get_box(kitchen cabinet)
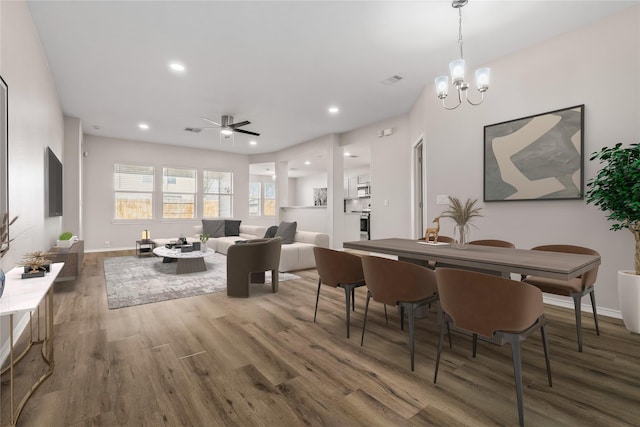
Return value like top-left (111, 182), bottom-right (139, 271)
top-left (344, 176), bottom-right (358, 199)
top-left (357, 174), bottom-right (370, 184)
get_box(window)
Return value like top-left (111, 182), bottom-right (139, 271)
top-left (203, 171), bottom-right (233, 218)
top-left (163, 167), bottom-right (196, 219)
top-left (114, 163), bottom-right (154, 220)
top-left (248, 179), bottom-right (276, 217)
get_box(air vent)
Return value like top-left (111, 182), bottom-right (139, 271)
top-left (349, 155), bottom-right (359, 158)
top-left (381, 74), bottom-right (404, 86)
top-left (184, 127), bottom-right (202, 133)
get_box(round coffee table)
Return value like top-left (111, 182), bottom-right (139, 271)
top-left (152, 246), bottom-right (214, 274)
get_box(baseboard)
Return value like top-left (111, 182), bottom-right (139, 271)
top-left (0, 312), bottom-right (32, 366)
top-left (85, 246), bottom-right (134, 253)
top-left (543, 295), bottom-right (622, 319)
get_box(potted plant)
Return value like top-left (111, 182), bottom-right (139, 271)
top-left (585, 142), bottom-right (640, 333)
top-left (57, 231), bottom-right (74, 249)
top-left (440, 196), bottom-right (483, 248)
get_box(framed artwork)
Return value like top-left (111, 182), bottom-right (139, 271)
top-left (313, 187), bottom-right (327, 206)
top-left (484, 104), bottom-right (584, 202)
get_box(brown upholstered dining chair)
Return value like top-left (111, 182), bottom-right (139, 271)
top-left (425, 235), bottom-right (456, 243)
top-left (521, 244), bottom-right (600, 352)
top-left (360, 255), bottom-right (441, 371)
top-left (434, 268), bottom-right (552, 427)
top-left (469, 239), bottom-right (515, 248)
top-left (313, 247), bottom-right (366, 338)
top-left (226, 237), bottom-right (282, 298)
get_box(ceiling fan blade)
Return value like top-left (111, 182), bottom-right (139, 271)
top-left (200, 117), bottom-right (221, 126)
top-left (229, 120), bottom-right (251, 128)
top-left (235, 129), bottom-right (260, 136)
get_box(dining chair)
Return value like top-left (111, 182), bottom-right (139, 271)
top-left (434, 267), bottom-right (552, 427)
top-left (360, 255), bottom-right (441, 371)
top-left (313, 247), bottom-right (366, 338)
top-left (469, 239), bottom-right (515, 248)
top-left (521, 244), bottom-right (600, 352)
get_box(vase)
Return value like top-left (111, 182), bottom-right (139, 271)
top-left (454, 224), bottom-right (470, 249)
top-left (0, 269), bottom-right (5, 298)
top-left (618, 270), bottom-right (640, 334)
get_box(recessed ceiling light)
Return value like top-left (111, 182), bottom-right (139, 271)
top-left (304, 161), bottom-right (310, 165)
top-left (344, 151), bottom-right (350, 157)
top-left (249, 140), bottom-right (257, 146)
top-left (328, 106), bottom-right (339, 114)
top-left (138, 123), bottom-right (149, 130)
top-left (169, 62), bottom-right (185, 72)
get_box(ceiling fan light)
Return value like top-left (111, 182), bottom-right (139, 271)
top-left (220, 128), bottom-right (233, 136)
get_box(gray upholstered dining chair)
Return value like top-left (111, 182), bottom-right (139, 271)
top-left (226, 237), bottom-right (282, 298)
top-left (521, 244), bottom-right (600, 352)
top-left (360, 255), bottom-right (442, 371)
top-left (313, 247), bottom-right (366, 338)
top-left (434, 267), bottom-right (552, 427)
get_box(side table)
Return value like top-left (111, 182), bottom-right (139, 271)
top-left (136, 240), bottom-right (155, 257)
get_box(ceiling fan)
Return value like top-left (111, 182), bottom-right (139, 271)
top-left (200, 115), bottom-right (260, 136)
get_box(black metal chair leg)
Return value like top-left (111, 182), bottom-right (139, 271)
top-left (345, 287), bottom-right (352, 339)
top-left (472, 333), bottom-right (478, 358)
top-left (408, 304), bottom-right (416, 371)
top-left (400, 306), bottom-right (405, 331)
top-left (313, 278), bottom-right (321, 322)
top-left (384, 304), bottom-right (388, 325)
top-left (352, 287), bottom-right (356, 311)
top-left (361, 292), bottom-right (371, 346)
top-left (541, 325), bottom-right (552, 387)
top-left (447, 322), bottom-right (452, 349)
top-left (434, 319), bottom-right (447, 383)
top-left (589, 289), bottom-right (600, 336)
top-left (572, 293), bottom-right (583, 352)
top-left (508, 336), bottom-right (525, 427)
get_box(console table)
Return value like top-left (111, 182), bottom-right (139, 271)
top-left (0, 262), bottom-right (63, 425)
top-left (47, 240), bottom-right (84, 281)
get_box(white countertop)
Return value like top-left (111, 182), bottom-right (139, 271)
top-left (0, 263), bottom-right (63, 316)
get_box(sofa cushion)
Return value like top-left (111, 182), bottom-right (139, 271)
top-left (202, 219), bottom-right (225, 238)
top-left (264, 225), bottom-right (279, 238)
top-left (225, 220), bottom-right (241, 236)
top-left (275, 221), bottom-right (297, 244)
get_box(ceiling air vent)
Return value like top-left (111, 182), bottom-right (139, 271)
top-left (184, 127), bottom-right (202, 133)
top-left (381, 74), bottom-right (404, 86)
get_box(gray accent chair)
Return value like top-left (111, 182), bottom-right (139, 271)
top-left (226, 237), bottom-right (282, 298)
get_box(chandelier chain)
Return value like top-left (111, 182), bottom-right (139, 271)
top-left (458, 7), bottom-right (464, 60)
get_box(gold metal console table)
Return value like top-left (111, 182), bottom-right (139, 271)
top-left (0, 262), bottom-right (63, 426)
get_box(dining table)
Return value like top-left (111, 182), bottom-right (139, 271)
top-left (343, 238), bottom-right (601, 281)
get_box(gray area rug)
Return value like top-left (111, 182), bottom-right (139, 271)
top-left (104, 253), bottom-right (299, 309)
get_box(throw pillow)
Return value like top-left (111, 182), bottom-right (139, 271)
top-left (202, 219), bottom-right (225, 238)
top-left (275, 221), bottom-right (297, 244)
top-left (264, 225), bottom-right (279, 238)
top-left (225, 220), bottom-right (241, 236)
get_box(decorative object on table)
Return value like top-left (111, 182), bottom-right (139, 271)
top-left (484, 104), bottom-right (584, 202)
top-left (141, 229), bottom-right (151, 242)
top-left (440, 196), bottom-right (482, 249)
top-left (20, 251), bottom-right (52, 279)
top-left (180, 245), bottom-right (194, 253)
top-left (192, 241), bottom-right (201, 251)
top-left (199, 233), bottom-right (210, 244)
top-left (585, 142), bottom-right (640, 333)
top-left (434, 0), bottom-right (490, 110)
top-left (424, 217), bottom-right (441, 242)
top-left (56, 231), bottom-right (76, 248)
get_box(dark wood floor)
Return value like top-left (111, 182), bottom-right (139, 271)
top-left (2, 251), bottom-right (639, 426)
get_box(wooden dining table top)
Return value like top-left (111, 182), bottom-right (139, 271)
top-left (343, 238), bottom-right (601, 281)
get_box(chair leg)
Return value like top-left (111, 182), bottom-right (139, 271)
top-left (508, 335), bottom-right (525, 427)
top-left (541, 325), bottom-right (552, 387)
top-left (589, 289), bottom-right (600, 336)
top-left (572, 293), bottom-right (583, 352)
top-left (434, 319), bottom-right (447, 383)
top-left (472, 333), bottom-right (478, 358)
top-left (344, 286), bottom-right (352, 339)
top-left (407, 304), bottom-right (416, 371)
top-left (313, 278), bottom-right (321, 323)
top-left (447, 322), bottom-right (452, 349)
top-left (352, 287), bottom-right (356, 311)
top-left (360, 291), bottom-right (371, 346)
top-left (400, 306), bottom-right (405, 331)
top-left (384, 304), bottom-right (388, 325)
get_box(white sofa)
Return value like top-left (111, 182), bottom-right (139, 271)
top-left (192, 224), bottom-right (329, 272)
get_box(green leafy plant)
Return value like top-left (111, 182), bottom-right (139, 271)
top-left (200, 233), bottom-right (210, 243)
top-left (59, 231), bottom-right (73, 241)
top-left (0, 213), bottom-right (18, 258)
top-left (440, 196), bottom-right (483, 226)
top-left (585, 143), bottom-right (640, 275)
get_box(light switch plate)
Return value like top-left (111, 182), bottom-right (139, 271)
top-left (437, 195), bottom-right (449, 205)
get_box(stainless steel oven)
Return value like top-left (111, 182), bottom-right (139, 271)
top-left (360, 212), bottom-right (370, 239)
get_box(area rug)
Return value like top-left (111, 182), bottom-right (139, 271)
top-left (104, 253), bottom-right (300, 309)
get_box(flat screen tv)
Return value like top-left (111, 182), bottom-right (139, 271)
top-left (46, 146), bottom-right (63, 217)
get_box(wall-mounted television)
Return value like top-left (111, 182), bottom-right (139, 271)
top-left (46, 146), bottom-right (63, 217)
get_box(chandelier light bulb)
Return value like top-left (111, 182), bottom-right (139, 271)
top-left (449, 59), bottom-right (466, 85)
top-left (475, 68), bottom-right (491, 91)
top-left (435, 76), bottom-right (449, 98)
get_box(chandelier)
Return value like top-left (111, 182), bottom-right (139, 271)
top-left (435, 0), bottom-right (490, 110)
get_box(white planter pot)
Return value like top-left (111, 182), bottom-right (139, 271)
top-left (618, 270), bottom-right (640, 334)
top-left (56, 239), bottom-right (74, 249)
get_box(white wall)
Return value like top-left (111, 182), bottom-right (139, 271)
top-left (0, 0), bottom-right (64, 361)
top-left (409, 6), bottom-right (640, 313)
top-left (63, 116), bottom-right (83, 238)
top-left (294, 173), bottom-right (328, 207)
top-left (83, 135), bottom-right (251, 250)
